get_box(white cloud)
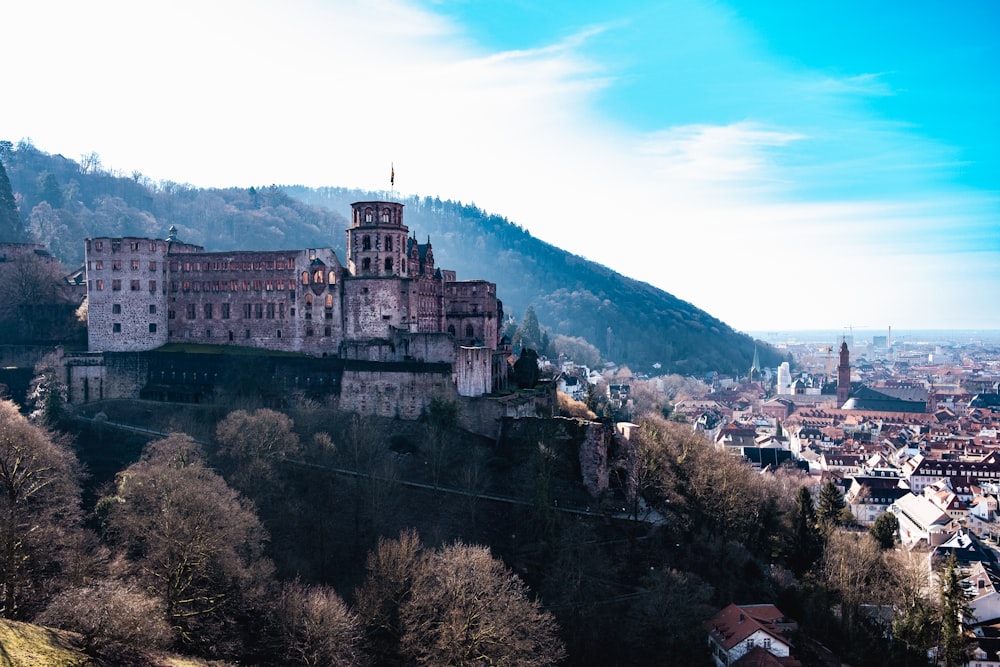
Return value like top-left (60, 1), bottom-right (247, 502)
top-left (5, 0), bottom-right (998, 331)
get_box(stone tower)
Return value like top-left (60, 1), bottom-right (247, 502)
top-left (836, 341), bottom-right (851, 407)
top-left (347, 201), bottom-right (408, 277)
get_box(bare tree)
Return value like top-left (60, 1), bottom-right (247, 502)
top-left (0, 399), bottom-right (90, 619)
top-left (215, 408), bottom-right (301, 494)
top-left (355, 529), bottom-right (424, 665)
top-left (35, 579), bottom-right (173, 660)
top-left (101, 433), bottom-right (274, 654)
top-left (268, 580), bottom-right (367, 667)
top-left (400, 541), bottom-right (565, 666)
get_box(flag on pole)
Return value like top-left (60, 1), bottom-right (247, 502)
top-left (391, 163), bottom-right (395, 188)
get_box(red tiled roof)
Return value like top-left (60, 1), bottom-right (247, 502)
top-left (706, 603), bottom-right (791, 651)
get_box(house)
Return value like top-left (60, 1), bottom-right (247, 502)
top-left (844, 474), bottom-right (909, 525)
top-left (890, 492), bottom-right (954, 548)
top-left (964, 561), bottom-right (1000, 625)
top-left (705, 603), bottom-right (799, 667)
top-left (932, 529), bottom-right (997, 568)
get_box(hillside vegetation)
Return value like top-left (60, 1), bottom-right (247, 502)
top-left (1, 140), bottom-right (783, 373)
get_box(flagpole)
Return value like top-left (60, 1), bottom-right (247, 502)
top-left (390, 162), bottom-right (395, 200)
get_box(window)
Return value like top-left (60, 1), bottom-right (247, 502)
top-left (466, 324), bottom-right (474, 338)
top-left (187, 304), bottom-right (196, 319)
top-left (362, 258), bottom-right (371, 271)
top-left (95, 279), bottom-right (104, 291)
top-left (276, 329), bottom-right (281, 338)
top-left (149, 304), bottom-right (156, 314)
top-left (245, 329), bottom-right (251, 339)
top-left (385, 236), bottom-right (393, 251)
top-left (324, 326), bottom-right (331, 337)
top-left (222, 303), bottom-right (230, 319)
top-left (111, 240), bottom-right (121, 252)
top-left (255, 303), bottom-right (263, 319)
top-left (149, 323), bottom-right (157, 333)
top-left (328, 271), bottom-right (336, 285)
top-left (243, 303), bottom-right (252, 319)
top-left (130, 241), bottom-right (139, 251)
top-left (301, 271), bottom-right (310, 285)
top-left (306, 327), bottom-right (314, 337)
top-left (168, 310), bottom-right (175, 320)
top-left (95, 260), bottom-right (103, 270)
top-left (112, 279), bottom-right (122, 291)
top-left (149, 280), bottom-right (156, 292)
top-left (384, 257), bottom-right (393, 272)
top-left (131, 259), bottom-right (140, 270)
top-left (763, 638), bottom-right (771, 650)
top-left (362, 235), bottom-right (371, 250)
top-left (325, 294), bottom-right (333, 308)
top-left (267, 303), bottom-right (275, 319)
top-left (130, 279), bottom-right (140, 291)
top-left (205, 329), bottom-right (212, 338)
top-left (364, 209), bottom-right (372, 222)
top-left (112, 304), bottom-right (122, 314)
top-left (204, 303), bottom-right (213, 319)
top-left (112, 260), bottom-right (122, 271)
top-left (95, 241), bottom-right (103, 251)
top-left (149, 261), bottom-right (157, 271)
top-left (112, 323), bottom-right (121, 333)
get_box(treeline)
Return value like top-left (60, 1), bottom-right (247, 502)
top-left (2, 141), bottom-right (783, 374)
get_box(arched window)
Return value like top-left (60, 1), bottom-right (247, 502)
top-left (301, 271), bottom-right (310, 285)
top-left (364, 208), bottom-right (373, 222)
top-left (381, 209), bottom-right (390, 223)
top-left (328, 271), bottom-right (336, 285)
top-left (325, 294), bottom-right (333, 308)
top-left (447, 325), bottom-right (456, 336)
top-left (385, 236), bottom-right (393, 251)
top-left (384, 257), bottom-right (393, 272)
top-left (362, 235), bottom-right (371, 251)
top-left (466, 324), bottom-right (475, 338)
top-left (305, 294), bottom-right (313, 306)
top-left (401, 259), bottom-right (406, 274)
top-left (362, 258), bottom-right (371, 271)
top-left (313, 269), bottom-right (324, 284)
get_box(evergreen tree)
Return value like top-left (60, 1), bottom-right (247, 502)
top-left (938, 552), bottom-right (970, 667)
top-left (0, 157), bottom-right (24, 242)
top-left (786, 485), bottom-right (822, 576)
top-left (512, 306), bottom-right (543, 352)
top-left (816, 480), bottom-right (848, 527)
top-left (869, 512), bottom-right (899, 550)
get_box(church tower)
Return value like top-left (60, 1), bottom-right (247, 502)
top-left (347, 201), bottom-right (408, 277)
top-left (836, 341), bottom-right (851, 407)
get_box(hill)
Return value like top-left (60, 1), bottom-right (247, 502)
top-left (1, 140), bottom-right (783, 373)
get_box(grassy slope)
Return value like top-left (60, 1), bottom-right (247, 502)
top-left (0, 619), bottom-right (94, 667)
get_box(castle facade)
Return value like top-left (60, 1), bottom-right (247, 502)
top-left (84, 200), bottom-right (508, 397)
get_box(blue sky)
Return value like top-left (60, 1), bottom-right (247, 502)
top-left (5, 0), bottom-right (999, 333)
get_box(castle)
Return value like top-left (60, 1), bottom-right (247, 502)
top-left (68, 200), bottom-right (520, 417)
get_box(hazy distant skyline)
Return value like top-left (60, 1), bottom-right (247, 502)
top-left (6, 1), bottom-right (999, 333)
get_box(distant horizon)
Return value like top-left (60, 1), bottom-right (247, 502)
top-left (747, 328), bottom-right (1000, 346)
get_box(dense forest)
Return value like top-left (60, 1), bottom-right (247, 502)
top-left (0, 379), bottom-right (954, 666)
top-left (0, 140), bottom-right (785, 374)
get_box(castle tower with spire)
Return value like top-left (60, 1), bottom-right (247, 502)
top-left (836, 341), bottom-right (851, 407)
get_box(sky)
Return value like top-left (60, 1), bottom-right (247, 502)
top-left (5, 0), bottom-right (999, 334)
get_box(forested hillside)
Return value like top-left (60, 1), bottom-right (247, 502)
top-left (1, 140), bottom-right (783, 373)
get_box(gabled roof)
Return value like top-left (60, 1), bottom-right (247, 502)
top-left (706, 603), bottom-right (793, 652)
top-left (734, 647), bottom-right (802, 667)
